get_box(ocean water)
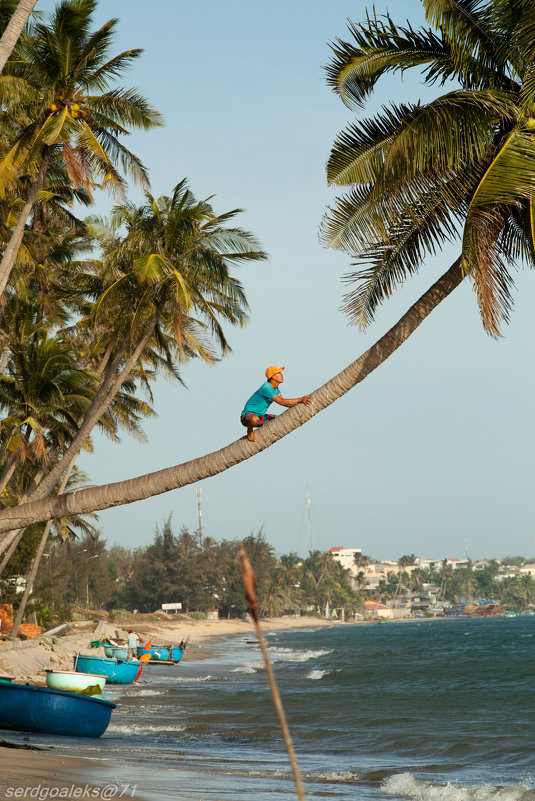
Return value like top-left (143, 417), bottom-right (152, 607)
top-left (6, 617), bottom-right (535, 800)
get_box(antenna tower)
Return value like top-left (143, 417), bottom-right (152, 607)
top-left (306, 482), bottom-right (312, 554)
top-left (196, 487), bottom-right (203, 542)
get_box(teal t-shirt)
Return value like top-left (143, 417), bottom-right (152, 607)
top-left (242, 381), bottom-right (280, 416)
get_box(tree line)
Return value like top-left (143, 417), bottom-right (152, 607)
top-left (1, 519), bottom-right (364, 628)
top-left (3, 517), bottom-right (535, 631)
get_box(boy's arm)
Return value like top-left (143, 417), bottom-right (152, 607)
top-left (273, 393), bottom-right (311, 408)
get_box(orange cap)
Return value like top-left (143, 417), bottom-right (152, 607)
top-left (265, 365), bottom-right (285, 380)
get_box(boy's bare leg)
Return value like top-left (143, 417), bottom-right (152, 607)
top-left (246, 414), bottom-right (260, 442)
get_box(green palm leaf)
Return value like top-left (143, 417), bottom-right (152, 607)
top-left (467, 125), bottom-right (535, 210)
top-left (326, 14), bottom-right (451, 109)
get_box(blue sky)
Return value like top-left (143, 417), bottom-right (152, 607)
top-left (36, 0), bottom-right (535, 560)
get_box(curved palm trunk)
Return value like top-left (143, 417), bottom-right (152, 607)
top-left (7, 465), bottom-right (72, 641)
top-left (6, 520), bottom-right (51, 640)
top-left (0, 259), bottom-right (463, 534)
top-left (0, 459), bottom-right (52, 563)
top-left (0, 148), bottom-right (51, 298)
top-left (0, 527), bottom-right (24, 575)
top-left (0, 0), bottom-right (37, 74)
top-left (0, 451), bottom-right (18, 494)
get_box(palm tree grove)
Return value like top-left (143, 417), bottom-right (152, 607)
top-left (0, 0), bottom-right (534, 628)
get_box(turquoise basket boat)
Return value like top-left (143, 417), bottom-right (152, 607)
top-left (136, 644), bottom-right (184, 663)
top-left (74, 653), bottom-right (142, 684)
top-left (104, 646), bottom-right (129, 660)
top-left (0, 682), bottom-right (116, 737)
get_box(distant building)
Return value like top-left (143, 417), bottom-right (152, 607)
top-left (518, 563), bottom-right (535, 577)
top-left (364, 600), bottom-right (405, 620)
top-left (327, 547), bottom-right (362, 575)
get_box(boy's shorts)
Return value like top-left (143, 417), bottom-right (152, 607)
top-left (240, 412), bottom-right (275, 428)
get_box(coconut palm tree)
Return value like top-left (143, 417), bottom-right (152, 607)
top-left (398, 554), bottom-right (416, 569)
top-left (1, 0), bottom-right (534, 533)
top-left (0, 0), bottom-right (37, 75)
top-left (7, 461), bottom-right (99, 639)
top-left (354, 552), bottom-right (371, 570)
top-left (0, 181), bottom-right (263, 543)
top-left (0, 0), bottom-right (162, 297)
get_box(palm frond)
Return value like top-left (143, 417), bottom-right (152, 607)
top-left (326, 13), bottom-right (451, 110)
top-left (461, 205), bottom-right (516, 337)
top-left (88, 88), bottom-right (163, 130)
top-left (468, 125), bottom-right (535, 209)
top-left (339, 179), bottom-right (462, 327)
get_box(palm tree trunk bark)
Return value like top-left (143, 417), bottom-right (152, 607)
top-left (0, 455), bottom-right (54, 566)
top-left (0, 0), bottom-right (37, 75)
top-left (7, 519), bottom-right (52, 639)
top-left (0, 451), bottom-right (18, 494)
top-left (0, 259), bottom-right (463, 533)
top-left (7, 465), bottom-right (73, 641)
top-left (0, 527), bottom-right (24, 576)
top-left (0, 148), bottom-right (51, 298)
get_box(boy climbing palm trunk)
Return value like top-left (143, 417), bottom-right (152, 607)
top-left (240, 366), bottom-right (311, 442)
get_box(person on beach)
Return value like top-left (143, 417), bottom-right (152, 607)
top-left (127, 628), bottom-right (141, 660)
top-left (240, 366), bottom-right (311, 442)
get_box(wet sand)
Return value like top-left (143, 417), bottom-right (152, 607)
top-left (0, 747), bottom-right (115, 800)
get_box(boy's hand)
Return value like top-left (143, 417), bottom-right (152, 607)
top-left (301, 395), bottom-right (312, 406)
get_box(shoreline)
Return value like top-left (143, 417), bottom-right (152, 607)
top-left (0, 614), bottom-right (513, 798)
top-left (0, 614), bottom-right (340, 799)
top-left (0, 614), bottom-right (341, 683)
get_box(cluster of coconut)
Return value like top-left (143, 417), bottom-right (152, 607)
top-left (49, 92), bottom-right (88, 119)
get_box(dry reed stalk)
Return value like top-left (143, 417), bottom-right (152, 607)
top-left (238, 545), bottom-right (306, 801)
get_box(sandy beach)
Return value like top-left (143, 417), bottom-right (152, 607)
top-left (0, 613), bottom-right (338, 683)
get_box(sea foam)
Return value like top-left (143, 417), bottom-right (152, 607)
top-left (106, 723), bottom-right (186, 736)
top-left (306, 668), bottom-right (330, 680)
top-left (382, 773), bottom-right (534, 801)
top-left (270, 646), bottom-right (331, 662)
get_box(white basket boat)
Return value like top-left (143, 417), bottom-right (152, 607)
top-left (45, 669), bottom-right (107, 693)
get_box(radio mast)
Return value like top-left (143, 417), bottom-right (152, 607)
top-left (306, 482), bottom-right (312, 554)
top-left (196, 487), bottom-right (203, 542)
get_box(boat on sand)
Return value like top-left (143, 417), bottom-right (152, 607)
top-left (136, 644), bottom-right (184, 663)
top-left (74, 652), bottom-right (142, 684)
top-left (45, 669), bottom-right (107, 694)
top-left (0, 682), bottom-right (116, 737)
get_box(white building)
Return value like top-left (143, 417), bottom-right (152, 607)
top-left (327, 547), bottom-right (362, 576)
top-left (518, 563), bottom-right (535, 577)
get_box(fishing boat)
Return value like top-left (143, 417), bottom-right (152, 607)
top-left (0, 682), bottom-right (116, 737)
top-left (0, 673), bottom-right (15, 684)
top-left (74, 652), bottom-right (142, 683)
top-left (45, 669), bottom-right (107, 694)
top-left (104, 645), bottom-right (129, 659)
top-left (136, 644), bottom-right (184, 663)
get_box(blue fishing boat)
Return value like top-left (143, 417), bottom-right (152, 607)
top-left (74, 653), bottom-right (142, 684)
top-left (0, 682), bottom-right (116, 738)
top-left (104, 645), bottom-right (129, 660)
top-left (136, 644), bottom-right (184, 663)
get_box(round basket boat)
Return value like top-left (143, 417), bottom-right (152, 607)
top-left (0, 683), bottom-right (116, 738)
top-left (45, 669), bottom-right (107, 694)
top-left (104, 646), bottom-right (128, 660)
